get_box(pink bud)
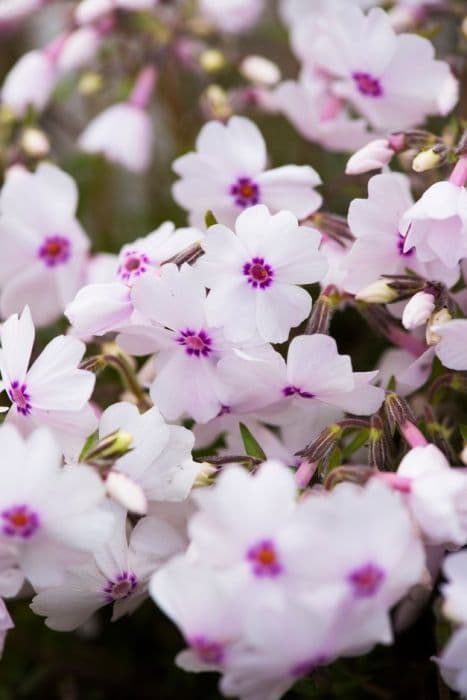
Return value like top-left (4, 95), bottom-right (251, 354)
top-left (402, 291), bottom-right (435, 331)
top-left (345, 139), bottom-right (393, 175)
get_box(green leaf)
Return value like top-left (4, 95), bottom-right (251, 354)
top-left (342, 429), bottom-right (370, 459)
top-left (205, 210), bottom-right (218, 227)
top-left (239, 422), bottom-right (267, 460)
top-left (78, 430), bottom-right (99, 463)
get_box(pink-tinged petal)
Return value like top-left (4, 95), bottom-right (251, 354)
top-left (196, 116), bottom-right (266, 175)
top-left (433, 320), bottom-right (467, 371)
top-left (204, 278), bottom-right (257, 343)
top-left (323, 371), bottom-right (385, 415)
top-left (258, 165), bottom-right (322, 219)
top-left (0, 306), bottom-right (34, 386)
top-left (287, 334), bottom-right (354, 395)
top-left (31, 575), bottom-right (104, 631)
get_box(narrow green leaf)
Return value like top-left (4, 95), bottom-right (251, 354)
top-left (239, 422), bottom-right (267, 461)
top-left (205, 210), bottom-right (218, 227)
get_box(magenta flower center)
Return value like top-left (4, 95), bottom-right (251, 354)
top-left (348, 562), bottom-right (385, 598)
top-left (117, 250), bottom-right (150, 282)
top-left (283, 385), bottom-right (315, 399)
top-left (230, 177), bottom-right (260, 208)
top-left (8, 381), bottom-right (32, 416)
top-left (189, 636), bottom-right (224, 665)
top-left (176, 329), bottom-right (213, 357)
top-left (103, 571), bottom-right (138, 603)
top-left (2, 504), bottom-right (40, 538)
top-left (243, 257), bottom-right (274, 289)
top-left (38, 235), bottom-right (71, 267)
top-left (247, 539), bottom-right (282, 577)
top-left (352, 72), bottom-right (383, 97)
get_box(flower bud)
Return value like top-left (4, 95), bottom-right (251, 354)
top-left (194, 461), bottom-right (217, 487)
top-left (356, 280), bottom-right (398, 304)
top-left (86, 429), bottom-right (133, 462)
top-left (296, 423), bottom-right (342, 461)
top-left (20, 127), bottom-right (50, 157)
top-left (368, 416), bottom-right (391, 470)
top-left (105, 471), bottom-right (147, 515)
top-left (78, 71), bottom-right (103, 95)
top-left (426, 308), bottom-right (452, 345)
top-left (346, 139), bottom-right (393, 175)
top-left (412, 148), bottom-right (441, 173)
top-left (202, 84), bottom-right (232, 120)
top-left (461, 444), bottom-right (467, 465)
top-left (199, 49), bottom-right (225, 73)
top-left (462, 16), bottom-right (467, 39)
top-left (384, 393), bottom-right (415, 434)
top-left (402, 291), bottom-right (435, 330)
top-left (240, 55), bottom-right (281, 87)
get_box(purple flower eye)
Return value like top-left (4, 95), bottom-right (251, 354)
top-left (348, 562), bottom-right (385, 598)
top-left (103, 571), bottom-right (138, 603)
top-left (2, 504), bottom-right (40, 538)
top-left (38, 235), bottom-right (71, 267)
top-left (243, 257), bottom-right (274, 289)
top-left (8, 381), bottom-right (32, 416)
top-left (189, 636), bottom-right (224, 665)
top-left (247, 539), bottom-right (283, 577)
top-left (175, 329), bottom-right (213, 357)
top-left (352, 72), bottom-right (383, 98)
top-left (117, 250), bottom-right (150, 282)
top-left (230, 177), bottom-right (261, 208)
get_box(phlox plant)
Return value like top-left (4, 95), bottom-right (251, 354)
top-left (0, 1), bottom-right (467, 699)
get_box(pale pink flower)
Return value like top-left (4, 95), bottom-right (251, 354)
top-left (98, 402), bottom-right (198, 504)
top-left (293, 6), bottom-right (458, 131)
top-left (441, 551), bottom-right (467, 625)
top-left (296, 480), bottom-right (425, 650)
top-left (342, 173), bottom-right (459, 294)
top-left (199, 205), bottom-right (327, 343)
top-left (65, 221), bottom-right (203, 338)
top-left (0, 0), bottom-right (43, 27)
top-left (131, 263), bottom-right (236, 423)
top-left (218, 335), bottom-right (385, 418)
top-left (436, 627), bottom-right (467, 698)
top-left (0, 163), bottom-right (90, 327)
top-left (376, 347), bottom-right (434, 397)
top-left (79, 66), bottom-right (156, 173)
top-left (1, 49), bottom-right (57, 117)
top-left (31, 504), bottom-right (185, 630)
top-left (392, 445), bottom-right (467, 546)
top-left (274, 74), bottom-right (370, 152)
top-left (0, 307), bottom-right (97, 458)
top-left (401, 181), bottom-right (467, 270)
top-left (172, 116), bottom-right (322, 228)
top-left (431, 319), bottom-right (467, 370)
top-left (0, 425), bottom-right (113, 588)
top-left (57, 26), bottom-right (102, 73)
top-left (0, 600), bottom-right (13, 659)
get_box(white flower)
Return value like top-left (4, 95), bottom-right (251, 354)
top-left (199, 205), bottom-right (327, 343)
top-left (437, 627), bottom-right (467, 698)
top-left (31, 504), bottom-right (185, 629)
top-left (240, 56), bottom-right (281, 86)
top-left (0, 425), bottom-right (113, 588)
top-left (98, 401), bottom-right (198, 504)
top-left (0, 163), bottom-right (90, 327)
top-left (0, 599), bottom-right (13, 659)
top-left (346, 139), bottom-right (394, 174)
top-left (402, 291), bottom-right (435, 330)
top-left (0, 306), bottom-right (97, 459)
top-left (431, 319), bottom-right (467, 370)
top-left (57, 27), bottom-right (102, 73)
top-left (172, 116), bottom-right (322, 228)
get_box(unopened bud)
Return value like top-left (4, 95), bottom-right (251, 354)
top-left (240, 55), bottom-right (281, 87)
top-left (369, 416), bottom-right (391, 470)
top-left (194, 461), bottom-right (218, 487)
top-left (356, 280), bottom-right (398, 304)
top-left (402, 291), bottom-right (435, 330)
top-left (345, 139), bottom-right (393, 175)
top-left (78, 71), bottom-right (103, 95)
top-left (384, 393), bottom-right (416, 434)
top-left (106, 471), bottom-right (147, 515)
top-left (296, 423), bottom-right (342, 462)
top-left (86, 429), bottom-right (133, 462)
top-left (203, 84), bottom-right (232, 120)
top-left (305, 291), bottom-right (333, 335)
top-left (199, 49), bottom-right (225, 73)
top-left (426, 308), bottom-right (452, 345)
top-left (20, 127), bottom-right (50, 158)
top-left (412, 148), bottom-right (441, 173)
top-left (462, 16), bottom-right (467, 39)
